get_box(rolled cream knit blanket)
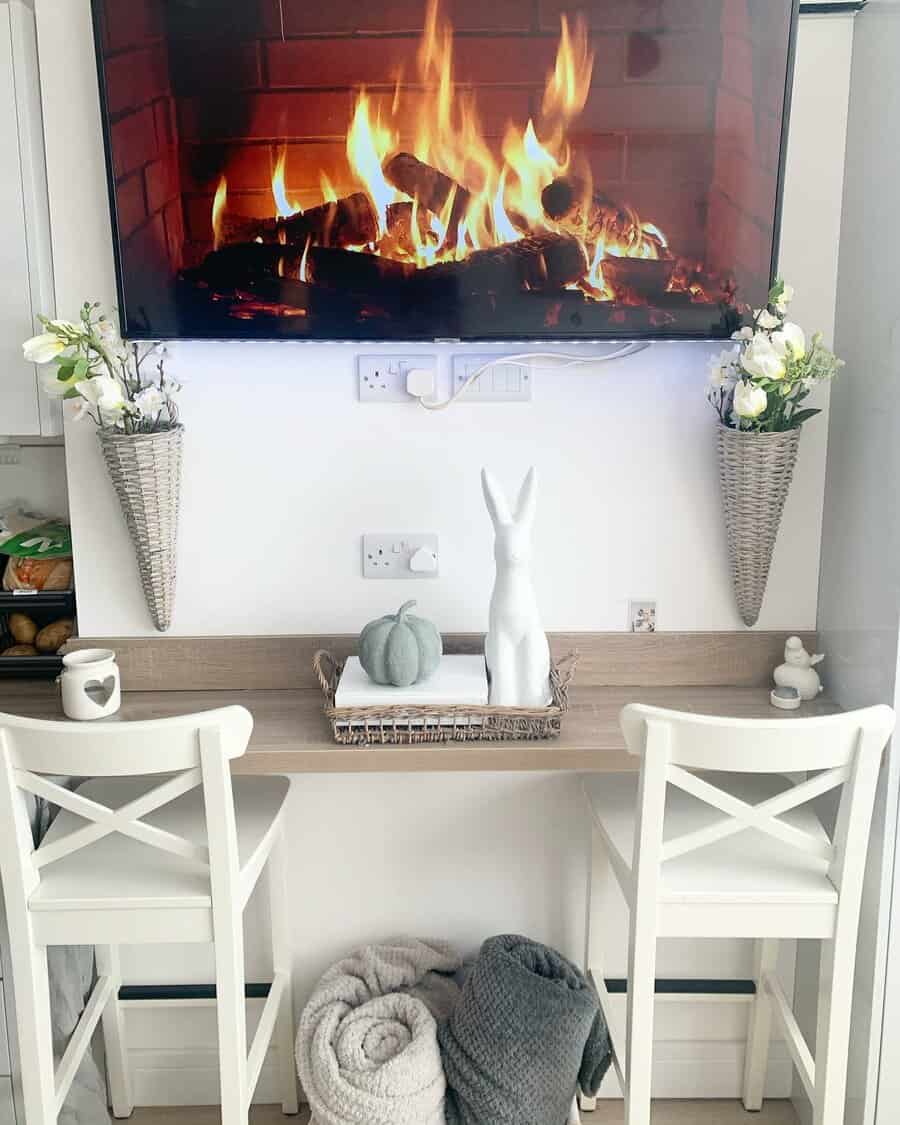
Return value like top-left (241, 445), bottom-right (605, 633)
top-left (438, 934), bottom-right (611, 1125)
top-left (296, 938), bottom-right (462, 1125)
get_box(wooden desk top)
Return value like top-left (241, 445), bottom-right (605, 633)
top-left (1, 681), bottom-right (840, 774)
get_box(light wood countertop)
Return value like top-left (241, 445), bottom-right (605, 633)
top-left (1, 681), bottom-right (840, 774)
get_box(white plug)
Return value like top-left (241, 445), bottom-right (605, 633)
top-left (406, 367), bottom-right (436, 400)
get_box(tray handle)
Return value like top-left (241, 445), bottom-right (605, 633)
top-left (313, 650), bottom-right (340, 696)
top-left (555, 650), bottom-right (579, 692)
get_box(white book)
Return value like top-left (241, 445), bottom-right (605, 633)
top-left (335, 655), bottom-right (489, 709)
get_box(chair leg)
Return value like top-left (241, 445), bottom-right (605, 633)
top-left (742, 938), bottom-right (778, 1112)
top-left (9, 935), bottom-right (57, 1125)
top-left (213, 901), bottom-right (249, 1125)
top-left (268, 825), bottom-right (300, 1115)
top-left (96, 945), bottom-right (133, 1118)
top-left (624, 905), bottom-right (657, 1125)
top-left (580, 820), bottom-right (610, 1114)
top-left (813, 936), bottom-right (856, 1125)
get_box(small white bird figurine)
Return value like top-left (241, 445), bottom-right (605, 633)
top-left (482, 467), bottom-right (552, 708)
top-left (774, 636), bottom-right (824, 701)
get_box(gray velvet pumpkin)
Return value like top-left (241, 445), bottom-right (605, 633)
top-left (358, 600), bottom-right (443, 687)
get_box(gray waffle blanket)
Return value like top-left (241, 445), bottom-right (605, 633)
top-left (296, 938), bottom-right (462, 1125)
top-left (438, 934), bottom-right (611, 1125)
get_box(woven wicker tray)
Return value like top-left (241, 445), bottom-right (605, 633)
top-left (314, 650), bottom-right (577, 745)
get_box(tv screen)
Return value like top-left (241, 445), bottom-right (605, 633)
top-left (92, 0), bottom-right (798, 341)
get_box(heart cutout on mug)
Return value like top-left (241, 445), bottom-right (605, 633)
top-left (84, 676), bottom-right (116, 707)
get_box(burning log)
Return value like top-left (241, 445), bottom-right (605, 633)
top-left (279, 192), bottom-right (378, 248)
top-left (418, 232), bottom-right (588, 297)
top-left (218, 193), bottom-right (378, 249)
top-left (383, 152), bottom-right (470, 242)
top-left (194, 244), bottom-right (304, 288)
top-left (381, 202), bottom-right (434, 258)
top-left (601, 258), bottom-right (675, 302)
top-left (541, 176), bottom-right (668, 256)
top-left (307, 247), bottom-right (417, 294)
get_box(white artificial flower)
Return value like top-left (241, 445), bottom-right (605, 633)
top-left (740, 334), bottom-right (786, 381)
top-left (754, 308), bottom-right (781, 331)
top-left (38, 366), bottom-right (80, 398)
top-left (76, 375), bottom-right (127, 420)
top-left (708, 347), bottom-right (740, 388)
top-left (733, 380), bottom-right (768, 419)
top-left (23, 333), bottom-right (66, 364)
top-left (774, 284), bottom-right (794, 314)
top-left (771, 321), bottom-right (806, 360)
top-left (134, 385), bottom-right (166, 418)
top-left (731, 326), bottom-right (754, 342)
top-left (46, 319), bottom-right (80, 335)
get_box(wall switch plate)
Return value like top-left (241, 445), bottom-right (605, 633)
top-left (452, 355), bottom-right (533, 402)
top-left (363, 534), bottom-right (439, 579)
top-left (0, 445), bottom-right (22, 466)
top-left (358, 356), bottom-right (436, 402)
top-left (628, 599), bottom-right (657, 633)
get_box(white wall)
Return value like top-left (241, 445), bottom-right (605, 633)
top-left (798, 3), bottom-right (900, 1124)
top-left (33, 0), bottom-right (852, 1106)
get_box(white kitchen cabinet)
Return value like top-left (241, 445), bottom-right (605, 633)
top-left (0, 0), bottom-right (58, 437)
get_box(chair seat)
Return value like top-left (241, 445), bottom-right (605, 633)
top-left (29, 775), bottom-right (290, 912)
top-left (583, 772), bottom-right (837, 906)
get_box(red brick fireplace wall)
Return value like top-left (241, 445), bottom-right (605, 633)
top-left (95, 0), bottom-right (184, 318)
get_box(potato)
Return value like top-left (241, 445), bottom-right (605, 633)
top-left (34, 618), bottom-right (74, 654)
top-left (2, 644), bottom-right (39, 656)
top-left (8, 613), bottom-right (38, 645)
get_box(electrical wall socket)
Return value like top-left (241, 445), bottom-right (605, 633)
top-left (358, 356), bottom-right (436, 402)
top-left (628, 600), bottom-right (657, 633)
top-left (452, 355), bottom-right (533, 402)
top-left (363, 534), bottom-right (439, 579)
top-left (0, 445), bottom-right (21, 466)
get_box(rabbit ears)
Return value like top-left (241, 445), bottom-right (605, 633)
top-left (481, 467), bottom-right (537, 528)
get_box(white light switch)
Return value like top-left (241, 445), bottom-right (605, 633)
top-left (452, 355), bottom-right (533, 402)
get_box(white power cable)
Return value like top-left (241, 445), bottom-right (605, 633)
top-left (413, 342), bottom-right (653, 411)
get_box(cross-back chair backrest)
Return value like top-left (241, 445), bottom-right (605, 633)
top-left (620, 704), bottom-right (894, 896)
top-left (0, 707), bottom-right (253, 904)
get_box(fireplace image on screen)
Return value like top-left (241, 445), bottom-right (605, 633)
top-left (93, 0), bottom-right (797, 341)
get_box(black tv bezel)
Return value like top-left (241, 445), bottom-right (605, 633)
top-left (90, 0), bottom-right (802, 343)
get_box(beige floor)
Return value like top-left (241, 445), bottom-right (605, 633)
top-left (131, 1101), bottom-right (799, 1124)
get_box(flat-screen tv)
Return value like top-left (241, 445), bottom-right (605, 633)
top-left (91, 0), bottom-right (799, 341)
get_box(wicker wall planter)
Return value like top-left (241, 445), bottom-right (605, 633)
top-left (717, 425), bottom-right (801, 628)
top-left (98, 425), bottom-right (183, 632)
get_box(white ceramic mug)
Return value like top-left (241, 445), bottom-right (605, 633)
top-left (59, 648), bottom-right (121, 721)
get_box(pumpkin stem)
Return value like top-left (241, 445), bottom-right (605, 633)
top-left (396, 600), bottom-right (417, 619)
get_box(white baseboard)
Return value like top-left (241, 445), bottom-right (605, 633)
top-left (127, 1041), bottom-right (792, 1107)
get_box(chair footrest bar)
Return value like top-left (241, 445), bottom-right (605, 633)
top-left (247, 973), bottom-right (287, 1100)
top-left (762, 969), bottom-right (815, 1101)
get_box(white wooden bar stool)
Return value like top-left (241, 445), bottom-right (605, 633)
top-left (580, 703), bottom-right (894, 1125)
top-left (0, 707), bottom-right (299, 1125)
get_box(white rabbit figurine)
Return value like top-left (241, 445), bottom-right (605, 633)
top-left (482, 467), bottom-right (552, 708)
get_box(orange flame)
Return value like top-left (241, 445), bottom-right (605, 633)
top-left (272, 147), bottom-right (302, 219)
top-left (212, 176), bottom-right (227, 251)
top-left (542, 14), bottom-right (593, 123)
top-left (347, 93), bottom-right (397, 239)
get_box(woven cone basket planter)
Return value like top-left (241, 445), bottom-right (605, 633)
top-left (98, 425), bottom-right (183, 632)
top-left (717, 425), bottom-right (801, 628)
